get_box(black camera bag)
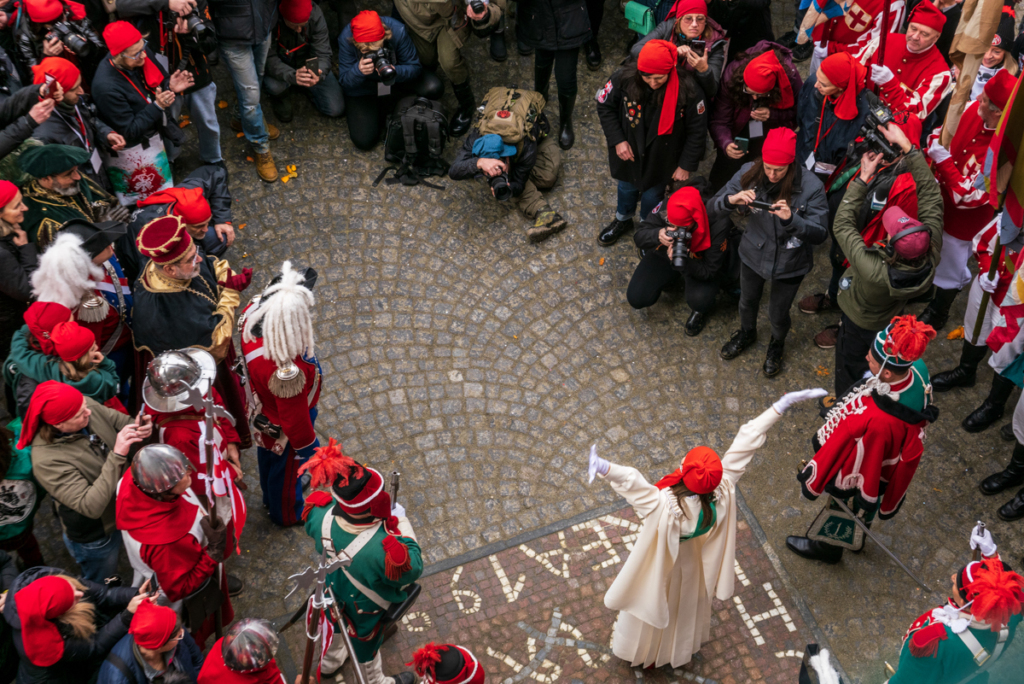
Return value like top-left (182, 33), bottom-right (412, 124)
top-left (376, 96), bottom-right (449, 189)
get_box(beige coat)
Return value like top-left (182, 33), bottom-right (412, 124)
top-left (602, 407), bottom-right (782, 668)
top-left (31, 397), bottom-right (132, 536)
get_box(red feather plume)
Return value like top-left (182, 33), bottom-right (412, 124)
top-left (296, 438), bottom-right (364, 489)
top-left (965, 564), bottom-right (1024, 631)
top-left (407, 642), bottom-right (445, 678)
top-left (884, 315), bottom-right (936, 363)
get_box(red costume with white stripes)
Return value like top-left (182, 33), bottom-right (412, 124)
top-left (879, 34), bottom-right (952, 119)
top-left (929, 101), bottom-right (996, 242)
top-left (814, 0), bottom-right (906, 64)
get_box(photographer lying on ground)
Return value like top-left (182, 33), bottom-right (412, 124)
top-left (449, 88), bottom-right (566, 243)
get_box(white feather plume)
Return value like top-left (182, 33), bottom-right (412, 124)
top-left (30, 233), bottom-right (104, 309)
top-left (809, 648), bottom-right (840, 684)
top-left (242, 260), bottom-right (315, 367)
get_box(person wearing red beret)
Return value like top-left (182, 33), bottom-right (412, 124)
top-left (871, 0), bottom-right (954, 121)
top-left (596, 39), bottom-right (708, 246)
top-left (626, 185), bottom-right (737, 337)
top-left (13, 0), bottom-right (105, 71)
top-left (96, 600), bottom-right (205, 683)
top-left (714, 127), bottom-right (828, 376)
top-left (264, 0), bottom-right (343, 123)
top-left (917, 69), bottom-right (1015, 334)
top-left (0, 180), bottom-right (37, 391)
top-left (588, 387), bottom-right (826, 667)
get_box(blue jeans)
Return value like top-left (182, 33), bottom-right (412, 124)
top-left (616, 181), bottom-right (665, 222)
top-left (63, 530), bottom-right (121, 583)
top-left (257, 407), bottom-right (317, 527)
top-left (219, 36), bottom-right (272, 153)
top-left (264, 74), bottom-right (345, 118)
top-left (170, 82), bottom-right (222, 163)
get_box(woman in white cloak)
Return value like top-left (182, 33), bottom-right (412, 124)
top-left (588, 388), bottom-right (826, 668)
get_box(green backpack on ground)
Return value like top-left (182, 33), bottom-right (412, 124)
top-left (477, 87), bottom-right (547, 146)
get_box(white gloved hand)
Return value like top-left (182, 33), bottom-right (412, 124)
top-left (870, 64), bottom-right (895, 85)
top-left (392, 503), bottom-right (406, 518)
top-left (979, 271), bottom-right (999, 294)
top-left (970, 525), bottom-right (997, 557)
top-left (927, 138), bottom-right (952, 164)
top-left (813, 44), bottom-right (827, 62)
top-left (588, 444), bottom-right (610, 484)
top-left (772, 388), bottom-right (829, 414)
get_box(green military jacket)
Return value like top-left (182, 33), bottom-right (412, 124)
top-left (22, 176), bottom-right (117, 248)
top-left (304, 503), bottom-right (422, 663)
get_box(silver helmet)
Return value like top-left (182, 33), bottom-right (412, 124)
top-left (142, 348), bottom-right (216, 413)
top-left (222, 618), bottom-right (279, 672)
top-left (130, 443), bottom-right (192, 495)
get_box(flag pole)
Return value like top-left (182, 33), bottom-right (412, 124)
top-left (874, 1), bottom-right (891, 94)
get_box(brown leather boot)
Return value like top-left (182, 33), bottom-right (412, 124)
top-left (255, 151), bottom-right (278, 182)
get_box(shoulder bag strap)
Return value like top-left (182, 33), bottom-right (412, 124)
top-left (103, 652), bottom-right (139, 684)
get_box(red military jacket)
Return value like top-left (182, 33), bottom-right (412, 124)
top-left (880, 34), bottom-right (953, 119)
top-left (815, 0), bottom-right (905, 63)
top-left (930, 101), bottom-right (996, 241)
top-left (239, 300), bottom-right (321, 453)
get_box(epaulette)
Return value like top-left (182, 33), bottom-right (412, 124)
top-left (301, 490), bottom-right (334, 522)
top-left (908, 623), bottom-right (948, 659)
top-left (382, 535), bottom-right (412, 581)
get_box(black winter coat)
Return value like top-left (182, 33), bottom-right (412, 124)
top-left (31, 99), bottom-right (114, 190)
top-left (0, 232), bottom-right (38, 361)
top-left (708, 0), bottom-right (774, 60)
top-left (634, 196), bottom-right (735, 281)
top-left (517, 0), bottom-right (592, 51)
top-left (0, 84), bottom-right (43, 161)
top-left (596, 68), bottom-right (708, 192)
top-left (91, 47), bottom-right (183, 149)
top-left (116, 0), bottom-right (219, 92)
top-left (207, 0), bottom-right (278, 43)
top-left (448, 115), bottom-right (551, 198)
top-left (2, 566), bottom-right (138, 684)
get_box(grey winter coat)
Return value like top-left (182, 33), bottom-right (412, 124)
top-left (708, 162), bottom-right (829, 280)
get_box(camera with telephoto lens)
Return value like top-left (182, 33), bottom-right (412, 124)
top-left (490, 172), bottom-right (512, 201)
top-left (666, 226), bottom-right (693, 269)
top-left (365, 47), bottom-right (397, 86)
top-left (849, 90), bottom-right (900, 161)
top-left (178, 9), bottom-right (208, 40)
top-left (468, 0), bottom-right (491, 26)
top-left (47, 20), bottom-right (90, 57)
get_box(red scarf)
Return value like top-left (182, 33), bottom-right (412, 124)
top-left (636, 39), bottom-right (680, 136)
top-left (197, 641), bottom-right (285, 684)
top-left (115, 471), bottom-right (198, 545)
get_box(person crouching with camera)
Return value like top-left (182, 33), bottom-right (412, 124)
top-left (626, 185), bottom-right (738, 335)
top-left (717, 128), bottom-right (828, 376)
top-left (338, 10), bottom-right (443, 151)
top-left (448, 104), bottom-right (566, 243)
top-left (265, 0), bottom-right (343, 123)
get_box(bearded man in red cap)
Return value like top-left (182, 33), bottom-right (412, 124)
top-left (264, 0), bottom-right (343, 122)
top-left (588, 386), bottom-right (826, 667)
top-left (409, 643), bottom-right (485, 684)
top-left (871, 0), bottom-right (953, 120)
top-left (626, 185), bottom-right (737, 338)
top-left (97, 599), bottom-right (204, 683)
top-left (301, 440), bottom-right (421, 683)
top-left (131, 215), bottom-right (251, 441)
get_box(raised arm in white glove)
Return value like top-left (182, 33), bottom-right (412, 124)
top-left (813, 44), bottom-right (827, 61)
top-left (970, 524), bottom-right (997, 557)
top-left (870, 64), bottom-right (895, 85)
top-left (927, 138), bottom-right (952, 164)
top-left (772, 388), bottom-right (829, 415)
top-left (588, 444), bottom-right (610, 484)
top-left (392, 502), bottom-right (406, 518)
top-left (979, 271), bottom-right (999, 294)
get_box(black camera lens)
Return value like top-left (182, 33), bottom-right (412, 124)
top-left (470, 0), bottom-right (486, 13)
top-left (370, 49), bottom-right (397, 87)
top-left (490, 173), bottom-right (512, 201)
top-left (53, 22), bottom-right (90, 56)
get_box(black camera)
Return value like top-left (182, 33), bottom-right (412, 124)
top-left (48, 20), bottom-right (90, 57)
top-left (686, 38), bottom-right (706, 55)
top-left (469, 0), bottom-right (487, 14)
top-left (490, 172), bottom-right (512, 201)
top-left (366, 47), bottom-right (397, 86)
top-left (665, 226), bottom-right (693, 269)
top-left (850, 90), bottom-right (900, 160)
top-left (178, 9), bottom-right (208, 39)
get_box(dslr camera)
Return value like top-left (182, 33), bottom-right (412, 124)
top-left (490, 172), bottom-right (512, 201)
top-left (176, 9), bottom-right (209, 40)
top-left (849, 90), bottom-right (901, 161)
top-left (467, 0), bottom-right (491, 26)
top-left (47, 19), bottom-right (91, 57)
top-left (665, 226), bottom-right (693, 269)
top-left (365, 47), bottom-right (397, 87)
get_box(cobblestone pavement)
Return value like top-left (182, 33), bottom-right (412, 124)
top-left (18, 2), bottom-right (1024, 683)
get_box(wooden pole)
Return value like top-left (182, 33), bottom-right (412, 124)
top-left (300, 597), bottom-right (319, 684)
top-left (971, 237), bottom-right (1003, 345)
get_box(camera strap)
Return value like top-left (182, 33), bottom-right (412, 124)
top-left (813, 96), bottom-right (838, 155)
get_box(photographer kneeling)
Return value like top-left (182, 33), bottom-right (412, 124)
top-left (626, 185), bottom-right (738, 335)
top-left (449, 98), bottom-right (566, 242)
top-left (338, 10), bottom-right (442, 151)
top-left (265, 0), bottom-right (343, 123)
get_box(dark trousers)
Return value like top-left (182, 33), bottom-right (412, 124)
top-left (585, 0), bottom-right (604, 37)
top-left (256, 407), bottom-right (317, 527)
top-left (535, 48), bottom-right (580, 99)
top-left (0, 524), bottom-right (44, 568)
top-left (826, 187), bottom-right (846, 301)
top-left (627, 251), bottom-right (734, 314)
top-left (738, 262), bottom-right (805, 341)
top-left (834, 313), bottom-right (879, 396)
top-left (708, 127), bottom-right (766, 193)
top-left (344, 72), bottom-right (445, 151)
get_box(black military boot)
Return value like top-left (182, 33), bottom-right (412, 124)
top-left (684, 310), bottom-right (706, 337)
top-left (963, 374), bottom-right (1017, 433)
top-left (980, 442), bottom-right (1024, 495)
top-left (517, 32), bottom-right (533, 55)
top-left (997, 488), bottom-right (1024, 521)
top-left (721, 328), bottom-right (757, 360)
top-left (786, 536), bottom-right (844, 564)
top-left (597, 217), bottom-right (632, 246)
top-left (763, 337), bottom-right (784, 377)
top-left (585, 39), bottom-right (602, 70)
top-left (449, 81), bottom-right (476, 137)
top-left (932, 341), bottom-right (989, 392)
top-left (490, 16), bottom-right (507, 62)
top-left (918, 286), bottom-right (960, 330)
top-left (557, 93), bottom-right (576, 150)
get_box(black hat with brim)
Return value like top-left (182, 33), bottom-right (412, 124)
top-left (61, 219), bottom-right (127, 258)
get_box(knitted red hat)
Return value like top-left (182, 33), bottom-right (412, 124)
top-left (983, 68), bottom-right (1016, 111)
top-left (744, 51), bottom-right (794, 109)
top-left (15, 576), bottom-right (75, 667)
top-left (761, 127), bottom-right (796, 166)
top-left (0, 180), bottom-right (19, 209)
top-left (32, 57), bottom-right (81, 93)
top-left (351, 10), bottom-right (385, 42)
top-left (138, 187), bottom-right (212, 225)
top-left (23, 0), bottom-right (84, 22)
top-left (908, 0), bottom-right (946, 33)
top-left (130, 600), bottom-right (179, 649)
top-left (24, 302), bottom-right (73, 355)
top-left (50, 321), bottom-right (95, 362)
top-left (137, 216), bottom-right (193, 265)
top-left (666, 0), bottom-right (708, 19)
top-left (17, 381), bottom-right (85, 449)
top-left (666, 187), bottom-right (712, 252)
top-left (637, 40), bottom-right (680, 136)
top-left (103, 20), bottom-right (143, 56)
top-left (279, 0), bottom-right (312, 24)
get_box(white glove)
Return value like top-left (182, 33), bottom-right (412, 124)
top-left (588, 444), bottom-right (610, 484)
top-left (813, 44), bottom-right (827, 61)
top-left (927, 139), bottom-right (952, 164)
top-left (970, 525), bottom-right (997, 557)
top-left (870, 64), bottom-right (895, 85)
top-left (392, 503), bottom-right (406, 518)
top-left (979, 271), bottom-right (999, 294)
top-left (772, 388), bottom-right (829, 414)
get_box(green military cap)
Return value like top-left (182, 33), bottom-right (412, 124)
top-left (18, 144), bottom-right (92, 179)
